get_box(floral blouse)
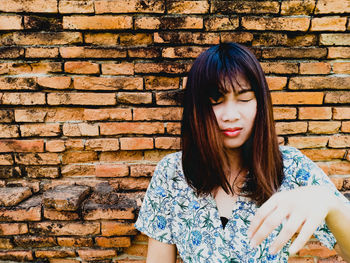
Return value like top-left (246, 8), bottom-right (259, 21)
top-left (135, 146), bottom-right (350, 263)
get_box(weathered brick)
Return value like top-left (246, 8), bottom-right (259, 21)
top-left (25, 47), bottom-right (59, 58)
top-left (154, 32), bottom-right (219, 45)
top-left (261, 62), bottom-right (298, 74)
top-left (57, 237), bottom-right (93, 247)
top-left (301, 149), bottom-right (346, 161)
top-left (37, 76), bottom-right (72, 89)
top-left (0, 167), bottom-right (20, 179)
top-left (281, 0), bottom-right (316, 15)
top-left (102, 63), bottom-right (134, 75)
top-left (273, 107), bottom-right (297, 120)
top-left (329, 135), bottom-right (350, 148)
top-left (15, 153), bottom-right (60, 165)
top-left (311, 17), bottom-right (347, 31)
top-left (59, 0), bottom-right (94, 13)
top-left (288, 136), bottom-right (329, 148)
top-left (325, 92), bottom-right (350, 104)
top-left (117, 92), bottom-right (152, 104)
top-left (45, 140), bottom-right (65, 152)
top-left (204, 16), bottom-right (239, 31)
top-left (0, 63), bottom-right (60, 75)
top-left (0, 187), bottom-right (32, 207)
top-left (61, 46), bottom-right (126, 58)
top-left (30, 222), bottom-right (100, 236)
top-left (135, 16), bottom-right (203, 30)
top-left (110, 177), bottom-right (150, 190)
top-left (155, 92), bottom-right (182, 106)
top-left (308, 121), bottom-right (341, 134)
top-left (242, 17), bottom-right (310, 31)
top-left (0, 77), bottom-right (37, 90)
top-left (0, 124), bottom-right (19, 138)
top-left (315, 0), bottom-right (350, 14)
top-left (24, 15), bottom-right (62, 31)
top-left (128, 47), bottom-right (160, 58)
top-left (0, 15), bottom-right (23, 30)
top-left (276, 122), bottom-right (307, 135)
top-left (95, 164), bottom-right (129, 178)
top-left (211, 1), bottom-right (279, 14)
top-left (0, 0), bottom-right (57, 12)
top-left (253, 33), bottom-right (317, 47)
top-left (120, 138), bottom-right (153, 150)
top-left (84, 108), bottom-right (131, 121)
top-left (95, 236), bottom-right (131, 248)
top-left (299, 241), bottom-right (337, 257)
top-left (266, 77), bottom-right (287, 91)
top-left (328, 47), bottom-right (350, 59)
top-left (85, 138), bottom-right (120, 151)
top-left (320, 34), bottom-right (350, 45)
top-left (0, 223), bottom-right (28, 235)
top-left (95, 0), bottom-right (164, 13)
top-left (167, 1), bottom-right (208, 14)
top-left (133, 107), bottom-right (182, 121)
top-left (101, 221), bottom-right (137, 237)
top-left (62, 151), bottom-right (98, 164)
top-left (0, 109), bottom-right (14, 123)
top-left (61, 164), bottom-right (95, 177)
top-left (64, 61), bottom-right (99, 74)
top-left (48, 93), bottom-right (116, 105)
top-left (1, 92), bottom-right (45, 105)
top-left (35, 249), bottom-right (76, 258)
top-left (14, 236), bottom-right (57, 248)
top-left (43, 185), bottom-right (90, 211)
top-left (0, 251), bottom-right (33, 261)
top-left (330, 162), bottom-right (350, 175)
top-left (162, 46), bottom-right (208, 59)
top-left (44, 208), bottom-right (79, 221)
top-left (15, 108), bottom-right (84, 123)
top-left (271, 92), bottom-right (324, 105)
top-left (262, 47), bottom-right (327, 59)
top-left (63, 15), bottom-right (132, 30)
top-left (0, 32), bottom-right (82, 46)
top-left (8, 181), bottom-right (40, 193)
top-left (332, 62), bottom-right (350, 74)
top-left (26, 167), bottom-right (59, 179)
top-left (0, 155), bottom-right (13, 165)
top-left (83, 204), bottom-right (134, 220)
top-left (100, 122), bottom-right (164, 135)
top-left (0, 238), bottom-right (14, 249)
top-left (299, 62), bottom-right (331, 75)
top-left (342, 121), bottom-right (350, 132)
top-left (20, 123), bottom-right (61, 137)
top-left (0, 47), bottom-right (24, 58)
top-left (77, 249), bottom-right (117, 261)
top-left (100, 151), bottom-right (143, 162)
top-left (124, 244), bottom-right (148, 257)
top-left (299, 107), bottom-right (332, 120)
top-left (155, 137), bottom-right (181, 150)
top-left (130, 165), bottom-right (155, 177)
top-left (0, 140), bottom-right (44, 153)
top-left (0, 206), bottom-right (41, 221)
top-left (135, 62), bottom-right (192, 74)
top-left (74, 76), bottom-right (143, 90)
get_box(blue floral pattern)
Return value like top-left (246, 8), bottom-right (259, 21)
top-left (135, 146), bottom-right (350, 262)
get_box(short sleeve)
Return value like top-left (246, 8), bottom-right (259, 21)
top-left (293, 148), bottom-right (350, 249)
top-left (134, 154), bottom-right (177, 244)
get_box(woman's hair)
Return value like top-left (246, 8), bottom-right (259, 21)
top-left (181, 42), bottom-right (284, 206)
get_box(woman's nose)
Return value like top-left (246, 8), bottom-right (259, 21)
top-left (221, 103), bottom-right (240, 122)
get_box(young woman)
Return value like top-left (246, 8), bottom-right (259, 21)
top-left (135, 43), bottom-right (350, 262)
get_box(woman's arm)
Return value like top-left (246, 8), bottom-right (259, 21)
top-left (326, 197), bottom-right (350, 261)
top-left (146, 238), bottom-right (177, 263)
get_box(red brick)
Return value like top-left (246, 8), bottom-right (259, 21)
top-left (0, 154), bottom-right (13, 165)
top-left (15, 153), bottom-right (60, 165)
top-left (154, 32), bottom-right (219, 45)
top-left (133, 107), bottom-right (182, 121)
top-left (130, 165), bottom-right (155, 177)
top-left (57, 237), bottom-right (93, 247)
top-left (155, 137), bottom-right (181, 150)
top-left (0, 187), bottom-right (32, 207)
top-left (1, 92), bottom-right (45, 105)
top-left (281, 0), bottom-right (316, 15)
top-left (0, 77), bottom-right (37, 90)
top-left (102, 63), bottom-right (134, 75)
top-left (20, 123), bottom-right (60, 137)
top-left (135, 16), bottom-right (203, 30)
top-left (315, 0), bottom-right (350, 14)
top-left (100, 122), bottom-right (164, 135)
top-left (14, 236), bottom-right (56, 248)
top-left (162, 46), bottom-right (207, 59)
top-left (276, 122), bottom-right (307, 135)
top-left (242, 17), bottom-right (310, 31)
top-left (61, 164), bottom-right (95, 177)
top-left (328, 47), bottom-right (350, 59)
top-left (63, 15), bottom-right (132, 30)
top-left (95, 164), bottom-right (129, 178)
top-left (320, 33), bottom-right (350, 45)
top-left (211, 1), bottom-right (279, 14)
top-left (101, 221), bottom-right (137, 236)
top-left (299, 107), bottom-right (332, 120)
top-left (0, 206), bottom-right (41, 221)
top-left (15, 108), bottom-right (84, 123)
top-left (167, 1), bottom-right (208, 14)
top-left (25, 167), bottom-right (59, 179)
top-left (271, 92), bottom-right (324, 105)
top-left (0, 0), bottom-right (57, 12)
top-left (311, 17), bottom-right (347, 31)
top-left (261, 62), bottom-right (298, 74)
top-left (117, 92), bottom-right (152, 104)
top-left (25, 47), bottom-right (57, 58)
top-left (95, 0), bottom-right (164, 13)
top-left (61, 46), bottom-right (126, 58)
top-left (95, 236), bottom-right (131, 248)
top-left (48, 93), bottom-right (116, 105)
top-left (74, 76), bottom-right (143, 90)
top-left (0, 124), bottom-right (19, 138)
top-left (332, 62), bottom-right (350, 74)
top-left (135, 62), bottom-right (192, 74)
top-left (85, 138), bottom-right (120, 151)
top-left (166, 122), bottom-right (181, 135)
top-left (62, 151), bottom-right (97, 164)
top-left (287, 256), bottom-right (314, 262)
top-left (0, 15), bottom-right (23, 30)
top-left (110, 177), bottom-right (150, 190)
top-left (301, 149), bottom-right (346, 161)
top-left (83, 206), bottom-right (134, 220)
top-left (59, 0), bottom-right (94, 13)
top-left (64, 61), bottom-right (99, 74)
top-left (0, 251), bottom-right (33, 261)
top-left (299, 62), bottom-right (331, 74)
top-left (262, 47), bottom-right (327, 59)
top-left (308, 121), bottom-right (341, 134)
top-left (37, 76), bottom-right (72, 89)
top-left (342, 121), bottom-right (350, 132)
top-left (299, 241), bottom-right (337, 257)
top-left (288, 136), bottom-right (329, 148)
top-left (44, 208), bottom-right (79, 221)
top-left (128, 47), bottom-right (161, 58)
top-left (0, 140), bottom-right (44, 152)
top-left (266, 77), bottom-right (287, 91)
top-left (124, 244), bottom-right (148, 257)
top-left (100, 151), bottom-right (143, 162)
top-left (77, 249), bottom-right (116, 261)
top-left (120, 138), bottom-right (153, 150)
top-left (0, 32), bottom-right (82, 45)
top-left (325, 91), bottom-right (350, 104)
top-left (273, 107), bottom-right (297, 120)
top-left (0, 238), bottom-right (13, 249)
top-left (204, 16), bottom-right (239, 31)
top-left (30, 222), bottom-right (100, 236)
top-left (0, 109), bottom-right (14, 123)
top-left (35, 249), bottom-right (75, 258)
top-left (329, 135), bottom-right (350, 148)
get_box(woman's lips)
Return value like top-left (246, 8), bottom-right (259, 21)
top-left (222, 128), bottom-right (242, 137)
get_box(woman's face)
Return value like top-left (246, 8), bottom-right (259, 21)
top-left (210, 74), bottom-right (257, 150)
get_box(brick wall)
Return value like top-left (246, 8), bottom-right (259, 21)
top-left (0, 0), bottom-right (349, 262)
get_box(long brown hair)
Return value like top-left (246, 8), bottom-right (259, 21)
top-left (181, 43), bottom-right (284, 206)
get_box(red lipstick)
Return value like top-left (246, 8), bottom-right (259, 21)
top-left (222, 128), bottom-right (242, 137)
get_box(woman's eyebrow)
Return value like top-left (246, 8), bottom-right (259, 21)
top-left (236, 89), bottom-right (253, 95)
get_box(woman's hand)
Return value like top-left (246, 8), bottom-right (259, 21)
top-left (247, 185), bottom-right (336, 255)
